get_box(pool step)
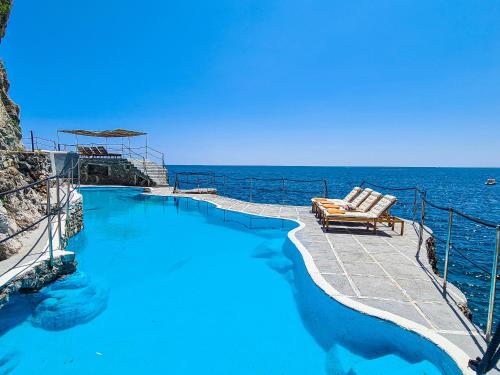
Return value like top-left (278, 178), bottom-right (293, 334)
top-left (127, 159), bottom-right (168, 186)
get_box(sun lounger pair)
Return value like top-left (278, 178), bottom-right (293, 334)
top-left (312, 187), bottom-right (404, 234)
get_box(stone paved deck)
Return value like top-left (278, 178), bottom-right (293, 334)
top-left (148, 186), bottom-right (495, 374)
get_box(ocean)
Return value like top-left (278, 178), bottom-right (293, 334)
top-left (168, 165), bottom-right (500, 329)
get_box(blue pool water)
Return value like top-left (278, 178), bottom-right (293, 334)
top-left (0, 188), bottom-right (461, 374)
top-left (169, 165), bottom-right (500, 329)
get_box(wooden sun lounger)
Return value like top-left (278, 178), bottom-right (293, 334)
top-left (315, 188), bottom-right (373, 219)
top-left (311, 186), bottom-right (362, 214)
top-left (77, 146), bottom-right (92, 157)
top-left (322, 195), bottom-right (404, 235)
top-left (80, 146), bottom-right (97, 157)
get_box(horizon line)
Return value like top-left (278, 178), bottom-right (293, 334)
top-left (167, 164), bottom-right (500, 169)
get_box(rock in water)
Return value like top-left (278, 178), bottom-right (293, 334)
top-left (31, 274), bottom-right (108, 331)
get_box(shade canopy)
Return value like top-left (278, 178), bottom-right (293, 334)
top-left (59, 129), bottom-right (146, 138)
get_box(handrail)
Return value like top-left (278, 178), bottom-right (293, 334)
top-left (0, 157), bottom-right (80, 245)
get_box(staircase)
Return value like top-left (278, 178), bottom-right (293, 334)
top-left (128, 159), bottom-right (168, 186)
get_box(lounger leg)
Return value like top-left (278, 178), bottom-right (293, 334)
top-left (400, 221), bottom-right (404, 236)
top-left (373, 220), bottom-right (377, 233)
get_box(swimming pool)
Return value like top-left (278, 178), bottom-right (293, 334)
top-left (0, 188), bottom-right (462, 374)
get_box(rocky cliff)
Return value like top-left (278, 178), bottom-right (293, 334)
top-left (0, 0), bottom-right (51, 259)
top-left (0, 0), bottom-right (21, 151)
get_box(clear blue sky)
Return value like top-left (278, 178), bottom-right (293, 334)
top-left (2, 0), bottom-right (500, 166)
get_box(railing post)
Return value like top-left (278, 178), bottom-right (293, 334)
top-left (46, 179), bottom-right (54, 266)
top-left (197, 176), bottom-right (200, 193)
top-left (56, 175), bottom-right (62, 247)
top-left (30, 130), bottom-right (35, 152)
top-left (412, 189), bottom-right (418, 221)
top-left (70, 159), bottom-right (74, 189)
top-left (66, 169), bottom-right (71, 220)
top-left (418, 191), bottom-right (426, 251)
top-left (77, 158), bottom-right (81, 188)
top-left (443, 208), bottom-right (453, 293)
top-left (281, 178), bottom-right (285, 205)
top-left (174, 174), bottom-right (179, 193)
top-left (486, 225), bottom-right (500, 340)
top-left (323, 179), bottom-right (328, 198)
top-left (249, 178), bottom-right (253, 202)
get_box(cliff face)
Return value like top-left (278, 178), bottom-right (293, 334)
top-left (0, 0), bottom-right (51, 259)
top-left (0, 0), bottom-right (22, 151)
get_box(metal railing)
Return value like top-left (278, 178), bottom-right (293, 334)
top-left (173, 172), bottom-right (328, 205)
top-left (22, 131), bottom-right (57, 151)
top-left (360, 181), bottom-right (500, 341)
top-left (57, 142), bottom-right (165, 167)
top-left (21, 131), bottom-right (166, 169)
top-left (0, 158), bottom-right (81, 292)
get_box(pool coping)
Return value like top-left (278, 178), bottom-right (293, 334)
top-left (81, 185), bottom-right (476, 374)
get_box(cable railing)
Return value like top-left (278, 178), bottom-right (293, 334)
top-left (21, 134), bottom-right (57, 151)
top-left (360, 181), bottom-right (500, 356)
top-left (172, 171), bottom-right (328, 205)
top-left (0, 157), bottom-right (81, 292)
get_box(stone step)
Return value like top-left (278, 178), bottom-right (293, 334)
top-left (126, 158), bottom-right (168, 186)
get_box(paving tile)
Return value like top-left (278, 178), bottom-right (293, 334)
top-left (335, 252), bottom-right (374, 263)
top-left (315, 258), bottom-right (344, 274)
top-left (352, 298), bottom-right (432, 328)
top-left (309, 249), bottom-right (336, 260)
top-left (343, 261), bottom-right (386, 277)
top-left (321, 274), bottom-right (356, 296)
top-left (350, 275), bottom-right (409, 301)
top-left (416, 302), bottom-right (477, 332)
top-left (381, 262), bottom-right (432, 280)
top-left (362, 245), bottom-right (398, 254)
top-left (396, 278), bottom-right (446, 303)
top-left (371, 252), bottom-right (415, 266)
